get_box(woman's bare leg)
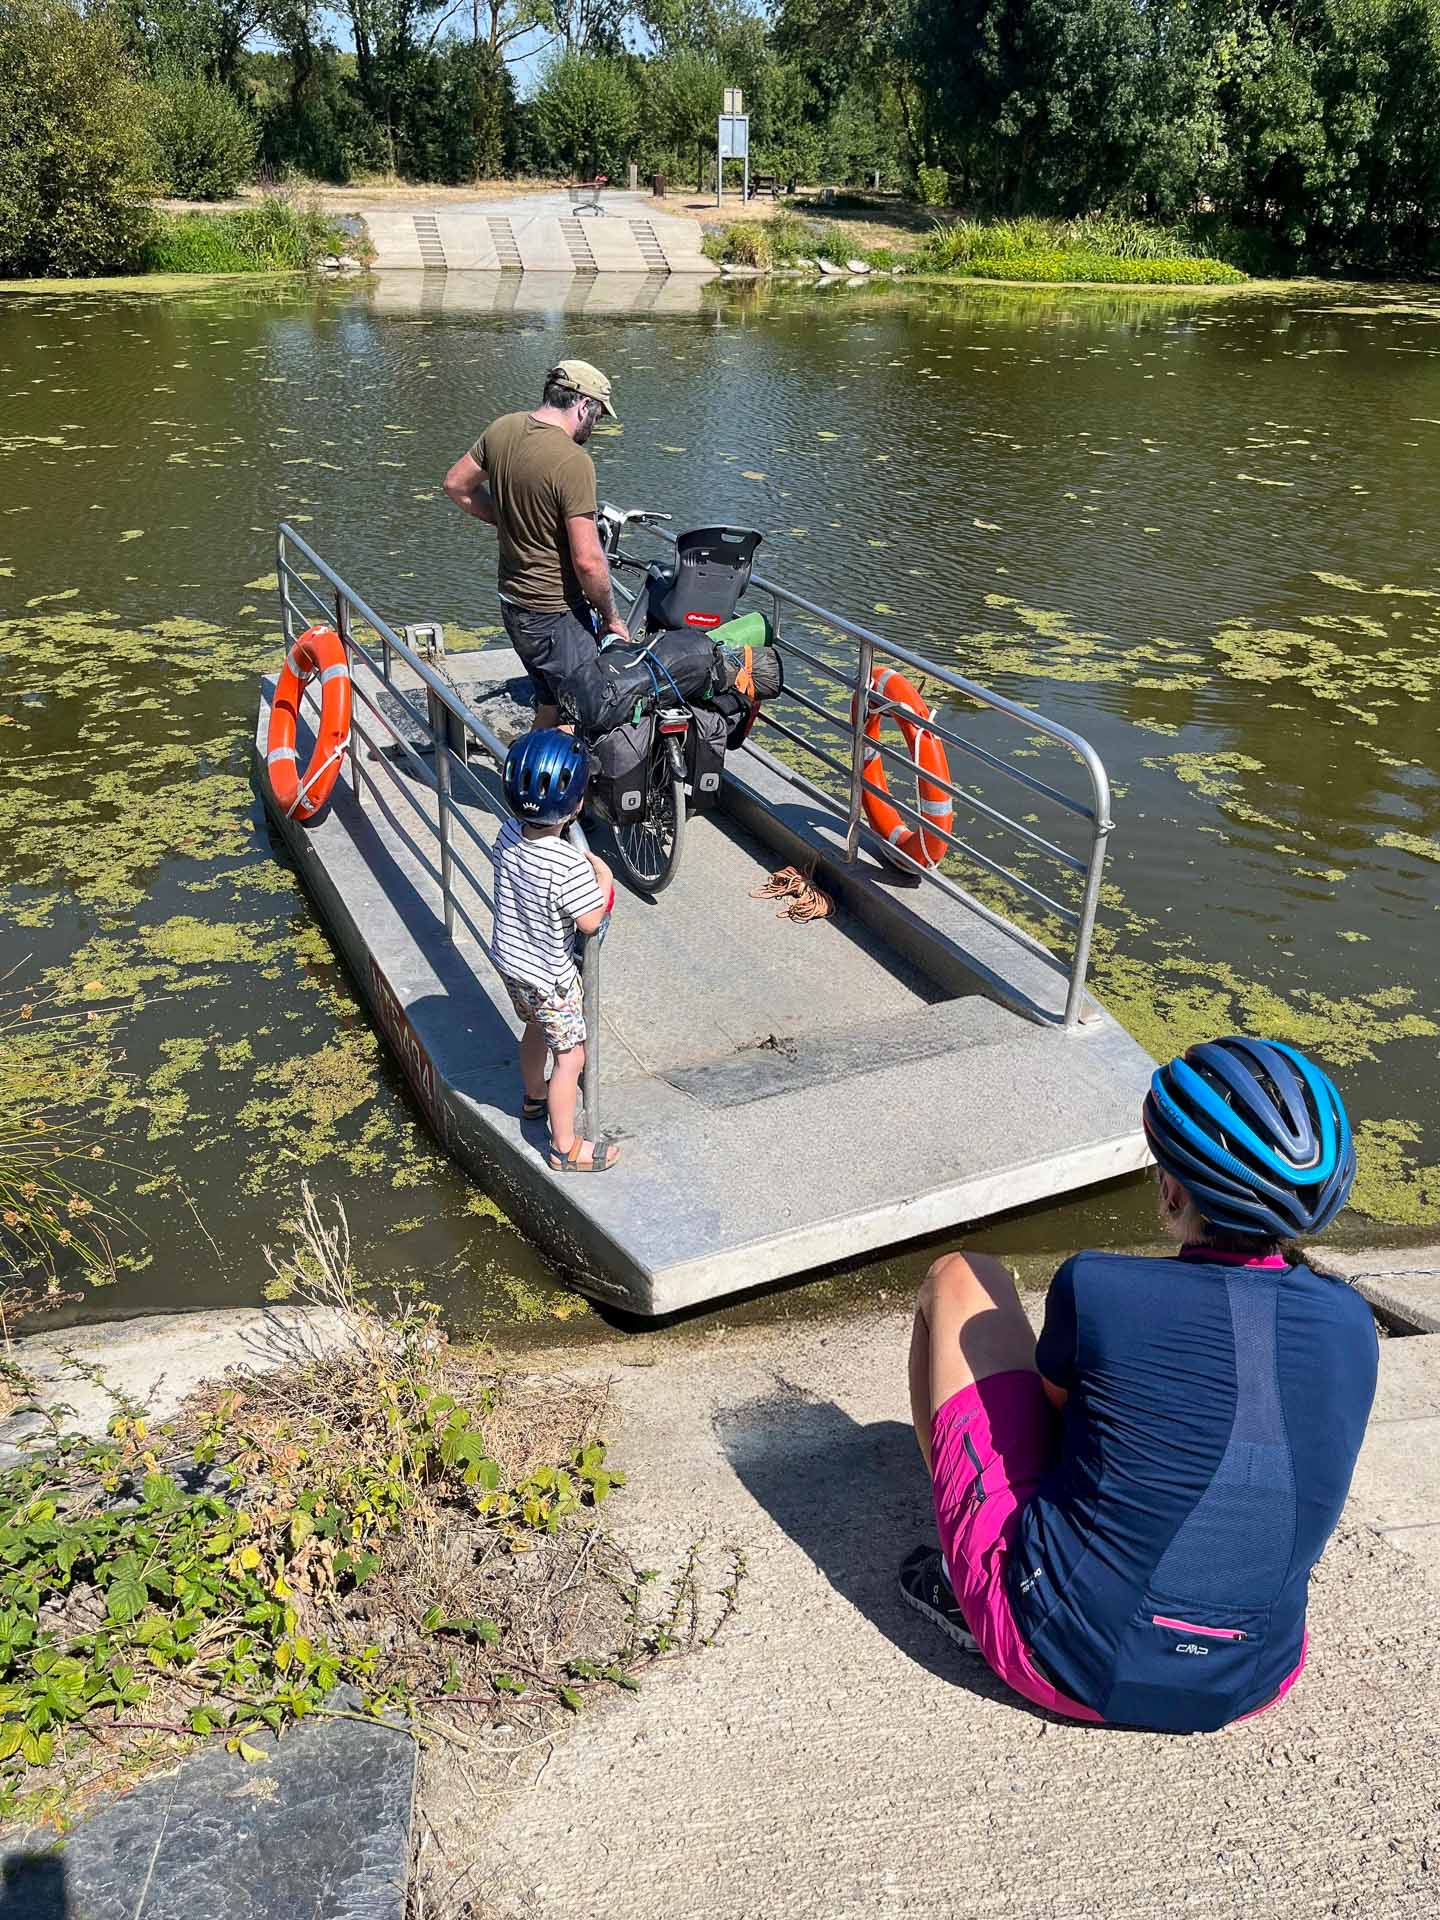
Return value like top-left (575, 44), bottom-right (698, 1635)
top-left (908, 1252), bottom-right (1038, 1473)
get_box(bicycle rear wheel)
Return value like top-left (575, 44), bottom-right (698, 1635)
top-left (612, 741), bottom-right (686, 895)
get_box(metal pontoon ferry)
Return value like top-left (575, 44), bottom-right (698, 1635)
top-left (255, 522), bottom-right (1155, 1317)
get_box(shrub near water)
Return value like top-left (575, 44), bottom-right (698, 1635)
top-left (0, 0), bottom-right (154, 276)
top-left (918, 216), bottom-right (1245, 285)
top-left (0, 1192), bottom-right (743, 1824)
top-left (142, 198), bottom-right (349, 273)
top-left (148, 69), bottom-right (259, 200)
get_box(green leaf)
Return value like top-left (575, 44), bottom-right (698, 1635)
top-left (19, 1728), bottom-right (54, 1767)
top-left (558, 1686), bottom-right (583, 1714)
top-left (603, 1666), bottom-right (641, 1692)
top-left (104, 1553), bottom-right (147, 1624)
top-left (0, 1724), bottom-right (22, 1762)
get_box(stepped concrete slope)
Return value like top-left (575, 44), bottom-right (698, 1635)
top-left (367, 269), bottom-right (717, 317)
top-left (255, 648), bottom-right (1154, 1315)
top-left (361, 190), bottom-right (717, 276)
top-left (449, 1307), bottom-right (1440, 1919)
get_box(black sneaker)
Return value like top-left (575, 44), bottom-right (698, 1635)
top-left (898, 1546), bottom-right (981, 1654)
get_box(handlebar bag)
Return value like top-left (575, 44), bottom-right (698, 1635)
top-left (590, 712), bottom-right (655, 823)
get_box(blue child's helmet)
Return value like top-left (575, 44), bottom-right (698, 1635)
top-left (1143, 1036), bottom-right (1355, 1238)
top-left (503, 728), bottom-right (590, 825)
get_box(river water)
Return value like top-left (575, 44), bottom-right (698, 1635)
top-left (2, 272), bottom-right (1437, 1340)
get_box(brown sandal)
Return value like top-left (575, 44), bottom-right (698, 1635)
top-left (548, 1136), bottom-right (621, 1174)
top-left (779, 880), bottom-right (834, 923)
top-left (750, 865), bottom-right (808, 900)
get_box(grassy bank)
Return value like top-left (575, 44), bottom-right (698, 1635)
top-left (704, 207), bottom-right (1245, 287)
top-left (141, 198), bottom-right (353, 274)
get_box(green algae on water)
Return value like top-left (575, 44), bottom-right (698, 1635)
top-left (1350, 1119), bottom-right (1440, 1227)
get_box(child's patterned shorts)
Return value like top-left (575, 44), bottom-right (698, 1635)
top-left (501, 973), bottom-right (586, 1053)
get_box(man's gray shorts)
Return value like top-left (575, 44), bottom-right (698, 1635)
top-left (501, 602), bottom-right (598, 712)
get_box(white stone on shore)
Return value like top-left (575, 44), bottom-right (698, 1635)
top-left (0, 1306), bottom-right (362, 1464)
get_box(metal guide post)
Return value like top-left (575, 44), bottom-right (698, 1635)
top-left (845, 633), bottom-right (874, 861)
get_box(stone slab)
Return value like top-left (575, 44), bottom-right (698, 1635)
top-left (1326, 1246), bottom-right (1440, 1334)
top-left (1348, 1414), bottom-right (1440, 1530)
top-left (1367, 1331), bottom-right (1440, 1420)
top-left (1378, 1521), bottom-right (1440, 1587)
top-left (0, 1693), bottom-right (415, 1920)
top-left (357, 192), bottom-right (717, 276)
top-left (0, 1307), bottom-right (360, 1465)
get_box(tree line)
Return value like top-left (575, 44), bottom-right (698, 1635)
top-left (4, 0), bottom-right (1440, 277)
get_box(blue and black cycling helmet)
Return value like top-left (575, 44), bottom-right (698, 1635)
top-left (1143, 1036), bottom-right (1355, 1239)
top-left (503, 728), bottom-right (590, 826)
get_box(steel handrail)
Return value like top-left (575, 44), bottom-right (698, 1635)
top-left (613, 515), bottom-right (1112, 1028)
top-left (275, 523), bottom-right (602, 1135)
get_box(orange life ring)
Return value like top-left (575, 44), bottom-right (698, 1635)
top-left (265, 624), bottom-right (352, 823)
top-left (851, 665), bottom-right (954, 868)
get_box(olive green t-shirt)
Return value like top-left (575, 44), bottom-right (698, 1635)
top-left (470, 412), bottom-right (597, 612)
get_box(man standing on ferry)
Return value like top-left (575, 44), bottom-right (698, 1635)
top-left (443, 360), bottom-right (627, 732)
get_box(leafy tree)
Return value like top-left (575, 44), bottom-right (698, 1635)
top-left (648, 48), bottom-right (723, 185)
top-left (392, 38), bottom-right (516, 180)
top-left (105, 0), bottom-right (271, 86)
top-left (534, 48), bottom-right (638, 174)
top-left (0, 0), bottom-right (155, 276)
top-left (148, 67), bottom-right (260, 197)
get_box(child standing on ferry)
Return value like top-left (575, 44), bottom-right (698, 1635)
top-left (494, 729), bottom-right (618, 1173)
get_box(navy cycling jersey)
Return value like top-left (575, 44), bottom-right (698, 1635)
top-left (1009, 1247), bottom-right (1378, 1732)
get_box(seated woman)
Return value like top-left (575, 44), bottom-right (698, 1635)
top-left (901, 1036), bottom-right (1376, 1732)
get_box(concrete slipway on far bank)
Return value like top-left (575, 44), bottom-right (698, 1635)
top-left (4, 1245), bottom-right (1439, 1918)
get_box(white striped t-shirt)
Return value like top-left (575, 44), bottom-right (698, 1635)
top-left (491, 818), bottom-right (604, 992)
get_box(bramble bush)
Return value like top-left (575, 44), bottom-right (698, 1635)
top-left (0, 0), bottom-right (155, 277)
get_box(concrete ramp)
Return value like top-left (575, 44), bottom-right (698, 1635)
top-left (360, 192), bottom-right (717, 276)
top-left (255, 646), bottom-right (1154, 1316)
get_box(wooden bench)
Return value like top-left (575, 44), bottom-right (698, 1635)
top-left (568, 175), bottom-right (608, 216)
top-left (749, 174), bottom-right (779, 199)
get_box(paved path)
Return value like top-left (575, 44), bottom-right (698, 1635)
top-left (455, 1267), bottom-right (1440, 1919)
top-left (360, 191), bottom-right (716, 275)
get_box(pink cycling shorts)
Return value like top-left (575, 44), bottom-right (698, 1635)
top-left (932, 1370), bottom-right (1309, 1726)
top-left (930, 1370), bottom-right (1103, 1723)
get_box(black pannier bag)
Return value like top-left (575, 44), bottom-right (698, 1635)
top-left (684, 703), bottom-right (728, 808)
top-left (590, 712), bottom-right (655, 823)
top-left (701, 688), bottom-right (758, 750)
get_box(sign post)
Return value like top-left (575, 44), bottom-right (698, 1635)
top-left (717, 88), bottom-right (749, 206)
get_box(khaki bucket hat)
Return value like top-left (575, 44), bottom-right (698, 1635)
top-left (549, 358), bottom-right (617, 420)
